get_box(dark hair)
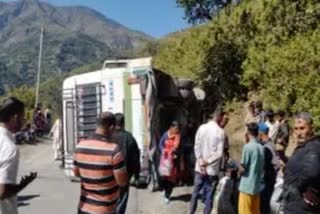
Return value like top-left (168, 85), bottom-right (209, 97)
top-left (266, 109), bottom-right (274, 118)
top-left (97, 112), bottom-right (115, 128)
top-left (0, 97), bottom-right (25, 123)
top-left (211, 106), bottom-right (225, 120)
top-left (255, 101), bottom-right (263, 108)
top-left (249, 101), bottom-right (255, 109)
top-left (115, 113), bottom-right (125, 127)
top-left (246, 122), bottom-right (259, 137)
top-left (278, 110), bottom-right (286, 118)
top-left (170, 121), bottom-right (180, 129)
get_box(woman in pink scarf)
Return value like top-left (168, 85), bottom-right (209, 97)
top-left (158, 121), bottom-right (181, 204)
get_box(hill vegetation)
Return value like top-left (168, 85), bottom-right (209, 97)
top-left (136, 0), bottom-right (320, 129)
top-left (4, 0), bottom-right (320, 131)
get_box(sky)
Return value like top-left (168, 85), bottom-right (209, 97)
top-left (4, 0), bottom-right (190, 38)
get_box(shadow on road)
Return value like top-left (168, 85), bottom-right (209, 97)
top-left (18, 194), bottom-right (40, 207)
top-left (170, 193), bottom-right (191, 202)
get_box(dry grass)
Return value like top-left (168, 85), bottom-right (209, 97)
top-left (225, 102), bottom-right (248, 161)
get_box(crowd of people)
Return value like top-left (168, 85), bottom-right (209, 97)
top-left (156, 101), bottom-right (320, 214)
top-left (0, 96), bottom-right (319, 214)
top-left (14, 105), bottom-right (53, 145)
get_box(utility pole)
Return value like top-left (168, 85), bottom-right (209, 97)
top-left (35, 27), bottom-right (44, 109)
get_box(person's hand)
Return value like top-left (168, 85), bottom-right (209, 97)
top-left (303, 187), bottom-right (320, 207)
top-left (20, 172), bottom-right (37, 189)
top-left (172, 151), bottom-right (178, 159)
top-left (200, 159), bottom-right (208, 167)
top-left (200, 166), bottom-right (207, 175)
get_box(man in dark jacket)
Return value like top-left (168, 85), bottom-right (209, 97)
top-left (259, 123), bottom-right (279, 214)
top-left (283, 112), bottom-right (320, 214)
top-left (112, 113), bottom-right (140, 214)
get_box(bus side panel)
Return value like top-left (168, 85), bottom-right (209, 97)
top-left (101, 75), bottom-right (125, 114)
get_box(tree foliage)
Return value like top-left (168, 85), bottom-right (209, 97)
top-left (199, 40), bottom-right (246, 111)
top-left (144, 0), bottom-right (320, 129)
top-left (176, 0), bottom-right (238, 24)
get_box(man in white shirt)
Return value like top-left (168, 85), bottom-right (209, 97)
top-left (190, 108), bottom-right (225, 214)
top-left (0, 97), bottom-right (37, 214)
top-left (265, 110), bottom-right (279, 142)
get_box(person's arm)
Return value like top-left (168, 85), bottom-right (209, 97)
top-left (238, 145), bottom-right (250, 175)
top-left (0, 172), bottom-right (37, 200)
top-left (205, 132), bottom-right (225, 165)
top-left (112, 147), bottom-right (128, 187)
top-left (73, 162), bottom-right (80, 178)
top-left (158, 133), bottom-right (167, 152)
top-left (300, 151), bottom-right (320, 188)
top-left (128, 136), bottom-right (141, 179)
top-left (0, 149), bottom-right (37, 199)
top-left (194, 126), bottom-right (202, 160)
top-left (297, 150), bottom-right (320, 207)
top-left (73, 148), bottom-right (80, 177)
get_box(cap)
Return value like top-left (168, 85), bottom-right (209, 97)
top-left (227, 159), bottom-right (238, 171)
top-left (258, 122), bottom-right (269, 134)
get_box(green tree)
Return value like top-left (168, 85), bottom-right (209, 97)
top-left (176, 0), bottom-right (236, 23)
top-left (199, 40), bottom-right (246, 113)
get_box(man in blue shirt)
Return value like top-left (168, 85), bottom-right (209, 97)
top-left (237, 123), bottom-right (265, 214)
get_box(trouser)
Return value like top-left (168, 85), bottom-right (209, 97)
top-left (261, 181), bottom-right (276, 214)
top-left (190, 172), bottom-right (219, 214)
top-left (238, 192), bottom-right (261, 214)
top-left (117, 186), bottom-right (129, 214)
top-left (162, 180), bottom-right (175, 198)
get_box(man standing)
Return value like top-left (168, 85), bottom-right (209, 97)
top-left (44, 106), bottom-right (52, 126)
top-left (245, 102), bottom-right (259, 125)
top-left (73, 112), bottom-right (128, 214)
top-left (283, 112), bottom-right (320, 214)
top-left (238, 123), bottom-right (265, 214)
top-left (219, 113), bottom-right (230, 176)
top-left (112, 113), bottom-right (140, 213)
top-left (190, 109), bottom-right (225, 214)
top-left (265, 110), bottom-right (279, 142)
top-left (259, 123), bottom-right (279, 214)
top-left (0, 97), bottom-right (37, 214)
top-left (255, 101), bottom-right (266, 123)
top-left (275, 110), bottom-right (289, 164)
top-left (50, 119), bottom-right (62, 161)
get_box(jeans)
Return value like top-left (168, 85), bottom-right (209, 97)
top-left (190, 172), bottom-right (219, 214)
top-left (117, 186), bottom-right (129, 214)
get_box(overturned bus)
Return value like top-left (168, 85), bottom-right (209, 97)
top-left (61, 57), bottom-right (205, 190)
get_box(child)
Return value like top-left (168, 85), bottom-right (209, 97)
top-left (213, 160), bottom-right (240, 214)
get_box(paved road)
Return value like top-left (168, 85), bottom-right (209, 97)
top-left (17, 140), bottom-right (204, 214)
top-left (18, 140), bottom-right (79, 214)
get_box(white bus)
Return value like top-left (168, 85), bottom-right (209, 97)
top-left (61, 57), bottom-right (205, 189)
